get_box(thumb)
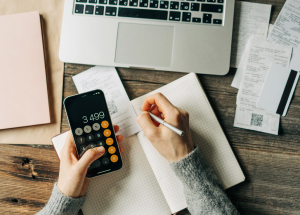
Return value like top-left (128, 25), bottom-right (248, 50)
top-left (137, 112), bottom-right (159, 138)
top-left (76, 146), bottom-right (105, 173)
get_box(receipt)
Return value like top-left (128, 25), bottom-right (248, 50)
top-left (230, 1), bottom-right (271, 68)
top-left (231, 36), bottom-right (254, 89)
top-left (268, 0), bottom-right (300, 48)
top-left (72, 66), bottom-right (142, 137)
top-left (234, 37), bottom-right (292, 135)
top-left (235, 103), bottom-right (280, 135)
top-left (267, 24), bottom-right (274, 38)
top-left (267, 0), bottom-right (300, 71)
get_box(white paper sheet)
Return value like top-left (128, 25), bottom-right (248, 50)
top-left (234, 103), bottom-right (280, 134)
top-left (290, 48), bottom-right (300, 71)
top-left (267, 0), bottom-right (300, 71)
top-left (234, 37), bottom-right (292, 135)
top-left (267, 0), bottom-right (300, 47)
top-left (231, 36), bottom-right (254, 89)
top-left (230, 1), bottom-right (271, 68)
top-left (256, 63), bottom-right (300, 116)
top-left (232, 24), bottom-right (277, 89)
top-left (72, 66), bottom-right (141, 137)
top-left (267, 24), bottom-right (274, 37)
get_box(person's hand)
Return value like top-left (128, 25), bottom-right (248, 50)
top-left (136, 93), bottom-right (194, 163)
top-left (57, 125), bottom-right (124, 198)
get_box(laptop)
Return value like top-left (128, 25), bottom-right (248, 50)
top-left (59, 0), bottom-right (235, 75)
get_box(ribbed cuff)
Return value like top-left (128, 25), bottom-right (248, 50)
top-left (170, 147), bottom-right (206, 182)
top-left (37, 183), bottom-right (86, 215)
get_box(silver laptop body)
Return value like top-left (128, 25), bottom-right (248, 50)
top-left (59, 0), bottom-right (235, 75)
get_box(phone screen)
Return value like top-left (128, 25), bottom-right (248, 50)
top-left (64, 89), bottom-right (122, 178)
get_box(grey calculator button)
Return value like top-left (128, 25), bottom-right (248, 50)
top-left (102, 157), bottom-right (109, 165)
top-left (84, 125), bottom-right (92, 133)
top-left (86, 134), bottom-right (94, 142)
top-left (75, 128), bottom-right (83, 136)
top-left (77, 136), bottom-right (85, 144)
top-left (95, 132), bottom-right (102, 139)
top-left (80, 145), bottom-right (87, 152)
top-left (93, 123), bottom-right (101, 131)
top-left (90, 143), bottom-right (96, 148)
top-left (103, 149), bottom-right (107, 156)
top-left (97, 140), bottom-right (105, 146)
top-left (89, 160), bottom-right (101, 169)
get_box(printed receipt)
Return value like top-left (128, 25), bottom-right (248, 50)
top-left (234, 37), bottom-right (292, 135)
top-left (231, 36), bottom-right (254, 89)
top-left (267, 0), bottom-right (300, 71)
top-left (230, 1), bottom-right (271, 68)
top-left (72, 66), bottom-right (141, 137)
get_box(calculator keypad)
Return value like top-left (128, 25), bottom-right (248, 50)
top-left (74, 119), bottom-right (120, 170)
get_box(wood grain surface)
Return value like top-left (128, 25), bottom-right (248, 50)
top-left (1, 0), bottom-right (300, 214)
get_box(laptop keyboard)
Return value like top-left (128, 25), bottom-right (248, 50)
top-left (74, 0), bottom-right (224, 25)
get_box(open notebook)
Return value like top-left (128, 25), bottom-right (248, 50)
top-left (52, 73), bottom-right (245, 215)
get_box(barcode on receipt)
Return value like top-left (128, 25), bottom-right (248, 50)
top-left (250, 113), bottom-right (263, 127)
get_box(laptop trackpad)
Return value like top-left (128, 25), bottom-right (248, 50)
top-left (115, 23), bottom-right (174, 67)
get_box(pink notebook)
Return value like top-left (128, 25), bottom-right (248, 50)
top-left (0, 11), bottom-right (50, 130)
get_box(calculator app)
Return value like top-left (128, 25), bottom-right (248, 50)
top-left (64, 90), bottom-right (122, 177)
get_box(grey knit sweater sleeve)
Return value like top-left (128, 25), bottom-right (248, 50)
top-left (36, 183), bottom-right (85, 215)
top-left (170, 147), bottom-right (239, 215)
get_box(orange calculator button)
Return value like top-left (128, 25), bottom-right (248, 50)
top-left (106, 138), bottom-right (114, 145)
top-left (103, 129), bottom-right (111, 137)
top-left (101, 121), bottom-right (109, 128)
top-left (110, 155), bottom-right (118, 163)
top-left (108, 146), bottom-right (116, 154)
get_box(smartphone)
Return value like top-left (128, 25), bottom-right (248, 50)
top-left (63, 89), bottom-right (122, 178)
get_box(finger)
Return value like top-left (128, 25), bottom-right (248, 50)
top-left (119, 146), bottom-right (123, 153)
top-left (141, 93), bottom-right (174, 115)
top-left (137, 112), bottom-right (160, 138)
top-left (177, 108), bottom-right (189, 121)
top-left (113, 125), bottom-right (119, 133)
top-left (60, 131), bottom-right (76, 163)
top-left (148, 105), bottom-right (163, 127)
top-left (76, 146), bottom-right (105, 173)
top-left (116, 135), bottom-right (123, 143)
top-left (152, 119), bottom-right (160, 127)
top-left (149, 105), bottom-right (161, 117)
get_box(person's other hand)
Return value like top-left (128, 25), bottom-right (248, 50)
top-left (57, 125), bottom-right (124, 198)
top-left (136, 93), bottom-right (194, 163)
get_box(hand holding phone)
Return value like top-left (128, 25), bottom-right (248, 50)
top-left (63, 90), bottom-right (123, 178)
top-left (57, 127), bottom-right (123, 198)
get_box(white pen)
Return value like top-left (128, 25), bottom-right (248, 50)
top-left (148, 111), bottom-right (185, 137)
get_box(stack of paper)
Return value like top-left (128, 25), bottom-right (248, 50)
top-left (231, 0), bottom-right (300, 134)
top-left (0, 12), bottom-right (50, 130)
top-left (232, 37), bottom-right (292, 135)
top-left (0, 0), bottom-right (65, 145)
top-left (230, 1), bottom-right (272, 69)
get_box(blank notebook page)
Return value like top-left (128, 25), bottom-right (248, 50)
top-left (52, 133), bottom-right (171, 215)
top-left (131, 73), bottom-right (245, 213)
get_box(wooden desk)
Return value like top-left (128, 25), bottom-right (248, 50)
top-left (1, 0), bottom-right (300, 214)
